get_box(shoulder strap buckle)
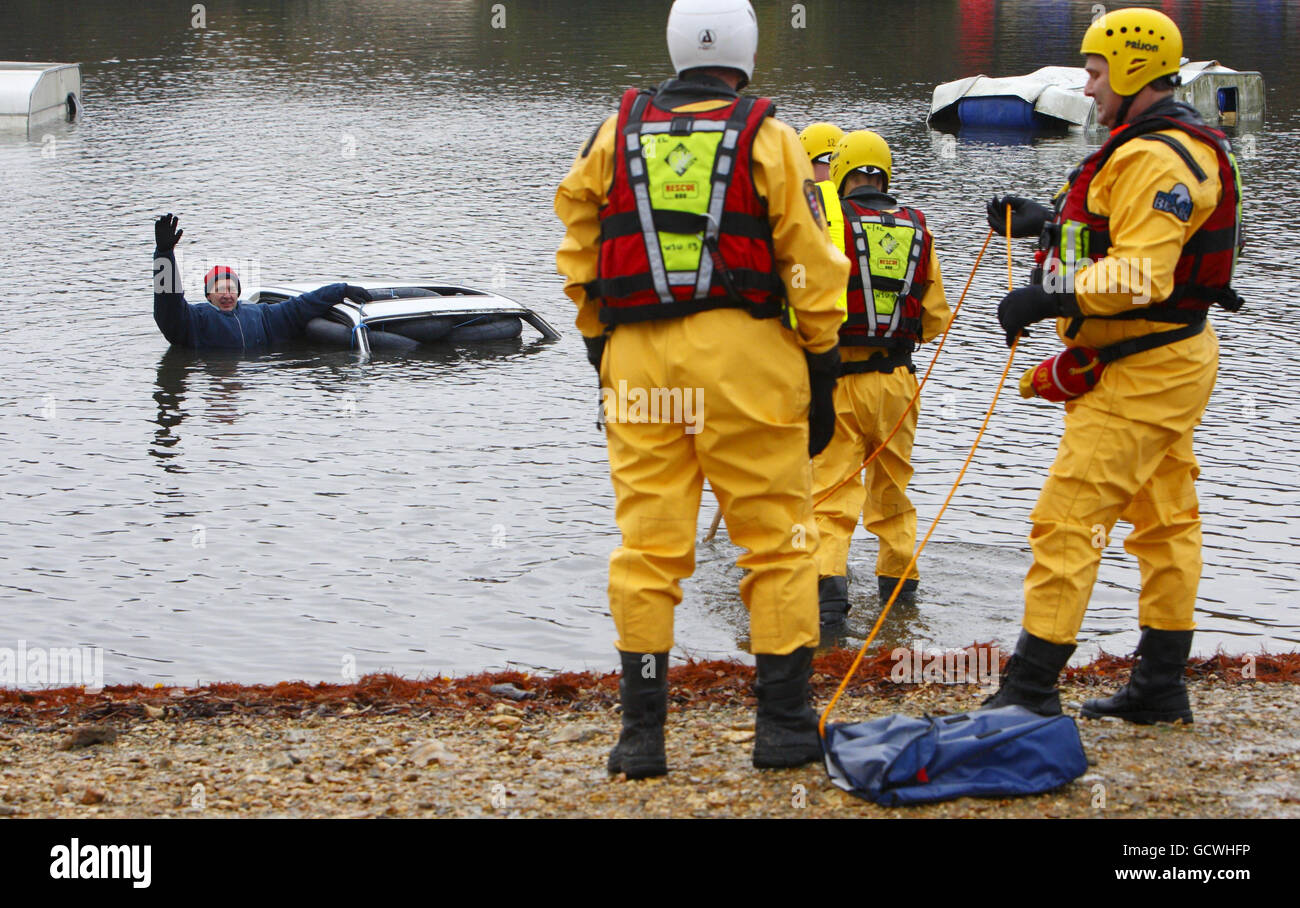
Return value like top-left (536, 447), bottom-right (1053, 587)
top-left (668, 115), bottom-right (693, 136)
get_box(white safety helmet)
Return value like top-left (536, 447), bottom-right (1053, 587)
top-left (666, 0), bottom-right (759, 87)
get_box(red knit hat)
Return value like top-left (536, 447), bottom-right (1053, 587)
top-left (204, 265), bottom-right (240, 295)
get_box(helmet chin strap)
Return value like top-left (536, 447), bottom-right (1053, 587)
top-left (1115, 92), bottom-right (1137, 128)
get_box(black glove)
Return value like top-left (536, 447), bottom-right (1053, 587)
top-left (342, 285), bottom-right (372, 304)
top-left (986, 196), bottom-right (1053, 238)
top-left (154, 213), bottom-right (182, 252)
top-left (806, 346), bottom-right (840, 457)
top-left (583, 334), bottom-right (607, 379)
top-left (997, 285), bottom-right (1071, 347)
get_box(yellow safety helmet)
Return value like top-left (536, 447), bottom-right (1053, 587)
top-left (828, 129), bottom-right (892, 193)
top-left (799, 122), bottom-right (844, 164)
top-left (1080, 7), bottom-right (1182, 96)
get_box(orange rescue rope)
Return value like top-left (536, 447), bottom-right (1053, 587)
top-left (704, 228), bottom-right (994, 546)
top-left (812, 228), bottom-right (995, 510)
top-left (818, 208), bottom-right (1020, 737)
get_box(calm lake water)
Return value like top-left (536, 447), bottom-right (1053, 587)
top-left (1, 0), bottom-right (1296, 684)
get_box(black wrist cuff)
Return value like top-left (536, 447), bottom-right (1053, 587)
top-left (1051, 289), bottom-right (1080, 318)
top-left (583, 334), bottom-right (607, 368)
top-left (805, 345), bottom-right (840, 375)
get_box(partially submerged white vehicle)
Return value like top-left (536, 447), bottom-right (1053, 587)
top-left (928, 60), bottom-right (1264, 132)
top-left (0, 62), bottom-right (81, 133)
top-left (246, 281), bottom-right (561, 354)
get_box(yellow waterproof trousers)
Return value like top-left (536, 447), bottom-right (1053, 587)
top-left (1023, 326), bottom-right (1219, 644)
top-left (811, 367), bottom-right (920, 581)
top-left (603, 309), bottom-right (820, 656)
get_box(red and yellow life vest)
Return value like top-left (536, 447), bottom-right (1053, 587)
top-left (1041, 106), bottom-right (1244, 325)
top-left (839, 199), bottom-right (931, 348)
top-left (587, 87), bottom-right (785, 325)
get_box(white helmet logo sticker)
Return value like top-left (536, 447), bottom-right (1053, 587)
top-left (698, 29), bottom-right (715, 48)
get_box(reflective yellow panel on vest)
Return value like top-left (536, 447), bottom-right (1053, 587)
top-left (642, 132), bottom-right (724, 274)
top-left (860, 221), bottom-right (916, 316)
top-left (1228, 151), bottom-right (1243, 275)
top-left (818, 181), bottom-right (845, 255)
top-left (817, 181), bottom-right (848, 321)
top-left (1055, 220), bottom-right (1092, 285)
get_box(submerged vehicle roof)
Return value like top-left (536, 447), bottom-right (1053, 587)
top-left (246, 281), bottom-right (561, 340)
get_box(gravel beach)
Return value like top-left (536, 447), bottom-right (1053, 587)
top-left (1, 650), bottom-right (1296, 819)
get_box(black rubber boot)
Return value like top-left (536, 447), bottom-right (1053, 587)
top-left (607, 651), bottom-right (668, 779)
top-left (878, 575), bottom-right (919, 606)
top-left (752, 647), bottom-right (824, 769)
top-left (818, 576), bottom-right (850, 640)
top-left (981, 630), bottom-right (1076, 716)
top-left (1081, 628), bottom-right (1194, 724)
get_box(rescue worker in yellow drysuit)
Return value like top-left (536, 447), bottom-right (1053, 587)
top-left (554, 0), bottom-right (850, 776)
top-left (811, 130), bottom-right (952, 638)
top-left (982, 8), bottom-right (1244, 723)
top-left (800, 122), bottom-right (846, 237)
top-left (799, 122), bottom-right (843, 185)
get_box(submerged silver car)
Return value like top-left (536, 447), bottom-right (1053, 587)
top-left (246, 281), bottom-right (561, 354)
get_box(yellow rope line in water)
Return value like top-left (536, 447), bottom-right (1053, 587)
top-left (818, 208), bottom-right (1019, 738)
top-left (812, 227), bottom-right (995, 510)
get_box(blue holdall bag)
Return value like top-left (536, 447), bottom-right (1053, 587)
top-left (823, 705), bottom-right (1088, 806)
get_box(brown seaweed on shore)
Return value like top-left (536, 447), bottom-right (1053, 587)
top-left (0, 644), bottom-right (1295, 728)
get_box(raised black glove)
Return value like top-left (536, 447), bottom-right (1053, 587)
top-left (997, 284), bottom-right (1069, 347)
top-left (986, 196), bottom-right (1053, 238)
top-left (342, 285), bottom-right (372, 304)
top-left (806, 346), bottom-right (840, 457)
top-left (154, 213), bottom-right (182, 252)
top-left (583, 334), bottom-right (607, 379)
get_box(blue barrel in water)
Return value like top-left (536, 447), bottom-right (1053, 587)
top-left (957, 96), bottom-right (1038, 130)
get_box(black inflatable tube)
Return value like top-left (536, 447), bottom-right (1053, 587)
top-left (389, 315), bottom-right (523, 343)
top-left (304, 315), bottom-right (521, 351)
top-left (304, 318), bottom-right (421, 353)
top-left (445, 315), bottom-right (522, 342)
top-left (389, 317), bottom-right (455, 343)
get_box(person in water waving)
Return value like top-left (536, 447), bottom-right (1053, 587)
top-left (151, 213), bottom-right (371, 350)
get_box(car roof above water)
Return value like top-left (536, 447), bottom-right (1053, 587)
top-left (247, 281), bottom-right (529, 319)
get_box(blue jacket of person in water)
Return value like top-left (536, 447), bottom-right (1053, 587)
top-left (152, 248), bottom-right (349, 350)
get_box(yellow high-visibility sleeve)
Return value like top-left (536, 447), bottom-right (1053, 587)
top-left (918, 247), bottom-right (952, 344)
top-left (554, 114), bottom-right (617, 340)
top-left (1073, 131), bottom-right (1222, 317)
top-left (751, 121), bottom-right (849, 354)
